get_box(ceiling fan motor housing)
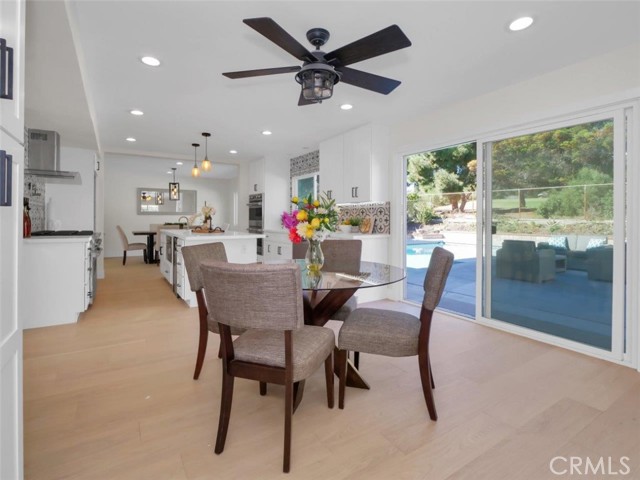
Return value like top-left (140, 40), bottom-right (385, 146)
top-left (306, 28), bottom-right (330, 49)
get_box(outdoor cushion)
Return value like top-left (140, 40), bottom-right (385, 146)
top-left (548, 236), bottom-right (569, 249)
top-left (586, 238), bottom-right (606, 250)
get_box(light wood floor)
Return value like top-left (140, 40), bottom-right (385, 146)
top-left (23, 258), bottom-right (640, 479)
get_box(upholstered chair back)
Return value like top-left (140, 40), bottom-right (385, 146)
top-left (181, 242), bottom-right (227, 292)
top-left (116, 225), bottom-right (129, 249)
top-left (202, 261), bottom-right (304, 331)
top-left (292, 239), bottom-right (362, 274)
top-left (422, 246), bottom-right (454, 311)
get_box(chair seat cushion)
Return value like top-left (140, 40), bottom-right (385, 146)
top-left (330, 296), bottom-right (357, 321)
top-left (126, 242), bottom-right (147, 250)
top-left (338, 308), bottom-right (421, 357)
top-left (233, 326), bottom-right (335, 382)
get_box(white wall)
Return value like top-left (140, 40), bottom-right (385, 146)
top-left (45, 146), bottom-right (96, 230)
top-left (103, 153), bottom-right (238, 258)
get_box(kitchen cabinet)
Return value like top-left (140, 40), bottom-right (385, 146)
top-left (159, 231), bottom-right (172, 283)
top-left (248, 158), bottom-right (264, 193)
top-left (21, 236), bottom-right (93, 328)
top-left (0, 0), bottom-right (25, 140)
top-left (248, 155), bottom-right (289, 231)
top-left (161, 230), bottom-right (264, 307)
top-left (319, 124), bottom-right (389, 203)
top-left (264, 231), bottom-right (292, 260)
top-left (0, 1), bottom-right (24, 475)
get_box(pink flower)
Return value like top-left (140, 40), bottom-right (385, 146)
top-left (281, 210), bottom-right (299, 229)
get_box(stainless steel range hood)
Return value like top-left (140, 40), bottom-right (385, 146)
top-left (25, 129), bottom-right (81, 183)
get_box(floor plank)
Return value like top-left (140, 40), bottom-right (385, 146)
top-left (23, 258), bottom-right (640, 479)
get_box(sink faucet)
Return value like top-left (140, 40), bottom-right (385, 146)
top-left (178, 216), bottom-right (190, 229)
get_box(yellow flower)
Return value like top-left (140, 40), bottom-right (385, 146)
top-left (313, 200), bottom-right (320, 207)
top-left (324, 218), bottom-right (329, 223)
top-left (311, 218), bottom-right (320, 228)
top-left (291, 196), bottom-right (298, 204)
top-left (304, 226), bottom-right (315, 239)
top-left (296, 210), bottom-right (308, 221)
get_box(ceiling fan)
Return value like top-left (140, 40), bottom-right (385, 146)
top-left (222, 17), bottom-right (412, 106)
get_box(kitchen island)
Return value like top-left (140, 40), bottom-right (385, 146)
top-left (159, 230), bottom-right (265, 307)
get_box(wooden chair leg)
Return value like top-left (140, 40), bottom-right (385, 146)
top-left (429, 354), bottom-right (435, 389)
top-left (418, 352), bottom-right (437, 421)
top-left (192, 319), bottom-right (209, 380)
top-left (217, 341), bottom-right (223, 358)
top-left (336, 349), bottom-right (347, 409)
top-left (122, 251), bottom-right (126, 265)
top-left (214, 372), bottom-right (234, 454)
top-left (283, 379), bottom-right (293, 473)
top-left (354, 351), bottom-right (360, 369)
top-left (259, 382), bottom-right (267, 396)
top-left (324, 354), bottom-right (334, 409)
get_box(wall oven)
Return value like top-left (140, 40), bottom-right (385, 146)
top-left (247, 193), bottom-right (264, 232)
top-left (247, 193), bottom-right (264, 258)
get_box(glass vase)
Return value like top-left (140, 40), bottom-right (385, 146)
top-left (305, 239), bottom-right (324, 273)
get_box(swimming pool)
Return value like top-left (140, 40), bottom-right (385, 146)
top-left (406, 241), bottom-right (445, 269)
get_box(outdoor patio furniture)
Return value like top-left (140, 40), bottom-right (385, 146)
top-left (496, 240), bottom-right (555, 283)
top-left (586, 246), bottom-right (613, 282)
top-left (537, 235), bottom-right (608, 271)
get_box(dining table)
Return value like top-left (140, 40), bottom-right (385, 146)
top-left (290, 259), bottom-right (406, 409)
top-left (132, 230), bottom-right (157, 264)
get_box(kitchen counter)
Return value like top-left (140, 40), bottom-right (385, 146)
top-left (24, 235), bottom-right (93, 244)
top-left (160, 230), bottom-right (265, 240)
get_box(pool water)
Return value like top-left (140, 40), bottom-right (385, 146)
top-left (406, 241), bottom-right (445, 269)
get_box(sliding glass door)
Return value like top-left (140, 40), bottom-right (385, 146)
top-left (481, 110), bottom-right (627, 356)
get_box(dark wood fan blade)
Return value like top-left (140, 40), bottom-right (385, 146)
top-left (244, 17), bottom-right (316, 63)
top-left (222, 66), bottom-right (301, 79)
top-left (298, 91), bottom-right (318, 106)
top-left (337, 67), bottom-right (401, 94)
top-left (325, 25), bottom-right (411, 67)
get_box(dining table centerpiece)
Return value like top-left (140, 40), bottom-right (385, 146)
top-left (281, 193), bottom-right (340, 272)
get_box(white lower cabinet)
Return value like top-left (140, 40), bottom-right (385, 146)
top-left (21, 237), bottom-right (93, 328)
top-left (265, 232), bottom-right (292, 260)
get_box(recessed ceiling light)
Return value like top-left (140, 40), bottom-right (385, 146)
top-left (176, 161), bottom-right (183, 165)
top-left (340, 104), bottom-right (353, 110)
top-left (126, 137), bottom-right (136, 142)
top-left (262, 130), bottom-right (272, 136)
top-left (229, 150), bottom-right (238, 154)
top-left (509, 16), bottom-right (534, 31)
top-left (130, 109), bottom-right (144, 116)
top-left (140, 56), bottom-right (161, 67)
top-left (167, 171), bottom-right (172, 174)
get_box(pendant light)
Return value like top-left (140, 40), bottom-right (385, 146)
top-left (201, 132), bottom-right (212, 172)
top-left (191, 143), bottom-right (200, 177)
top-left (169, 167), bottom-right (180, 200)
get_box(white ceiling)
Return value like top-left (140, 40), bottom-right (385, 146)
top-left (24, 1), bottom-right (640, 179)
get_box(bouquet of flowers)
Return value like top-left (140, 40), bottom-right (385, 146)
top-left (281, 193), bottom-right (340, 243)
top-left (201, 201), bottom-right (216, 221)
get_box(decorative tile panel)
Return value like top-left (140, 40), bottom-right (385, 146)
top-left (338, 201), bottom-right (390, 234)
top-left (290, 150), bottom-right (319, 179)
top-left (24, 175), bottom-right (46, 231)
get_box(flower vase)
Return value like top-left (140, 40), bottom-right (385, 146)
top-left (305, 239), bottom-right (324, 273)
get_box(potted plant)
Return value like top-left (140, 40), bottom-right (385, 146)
top-left (339, 219), bottom-right (352, 233)
top-left (349, 216), bottom-right (362, 233)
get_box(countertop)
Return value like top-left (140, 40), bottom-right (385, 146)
top-left (23, 235), bottom-right (93, 244)
top-left (263, 229), bottom-right (390, 240)
top-left (160, 229), bottom-right (265, 240)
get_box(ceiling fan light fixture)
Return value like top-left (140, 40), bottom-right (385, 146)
top-left (295, 63), bottom-right (340, 102)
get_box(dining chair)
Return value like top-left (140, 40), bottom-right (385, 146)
top-left (293, 239), bottom-right (363, 366)
top-left (116, 225), bottom-right (147, 265)
top-left (336, 246), bottom-right (454, 420)
top-left (201, 261), bottom-right (335, 473)
top-left (181, 242), bottom-right (242, 379)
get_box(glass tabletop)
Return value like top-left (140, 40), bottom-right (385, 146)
top-left (294, 259), bottom-right (406, 291)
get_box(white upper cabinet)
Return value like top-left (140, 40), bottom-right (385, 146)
top-left (0, 0), bottom-right (25, 141)
top-left (319, 124), bottom-right (389, 203)
top-left (319, 134), bottom-right (344, 202)
top-left (248, 158), bottom-right (264, 194)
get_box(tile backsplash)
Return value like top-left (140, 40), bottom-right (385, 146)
top-left (24, 175), bottom-right (46, 231)
top-left (338, 201), bottom-right (390, 234)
